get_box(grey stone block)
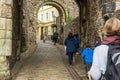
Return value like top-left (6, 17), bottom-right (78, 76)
top-left (0, 30), bottom-right (12, 39)
top-left (0, 39), bottom-right (12, 56)
top-left (0, 18), bottom-right (12, 30)
top-left (0, 56), bottom-right (6, 63)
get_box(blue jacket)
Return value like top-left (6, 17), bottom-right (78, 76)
top-left (65, 38), bottom-right (76, 53)
top-left (81, 48), bottom-right (94, 64)
top-left (74, 37), bottom-right (80, 49)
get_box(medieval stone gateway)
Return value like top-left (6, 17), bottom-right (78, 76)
top-left (0, 0), bottom-right (120, 79)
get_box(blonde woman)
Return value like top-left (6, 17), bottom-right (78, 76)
top-left (88, 18), bottom-right (120, 80)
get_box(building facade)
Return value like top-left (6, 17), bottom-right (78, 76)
top-left (37, 5), bottom-right (59, 40)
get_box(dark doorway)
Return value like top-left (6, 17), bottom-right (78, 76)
top-left (41, 27), bottom-right (44, 40)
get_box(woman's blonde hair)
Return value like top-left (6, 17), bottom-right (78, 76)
top-left (102, 18), bottom-right (120, 35)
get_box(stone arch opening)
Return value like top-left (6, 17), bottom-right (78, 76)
top-left (36, 1), bottom-right (67, 25)
top-left (36, 1), bottom-right (67, 42)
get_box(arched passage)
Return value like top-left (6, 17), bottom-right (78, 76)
top-left (22, 0), bottom-right (79, 45)
top-left (35, 1), bottom-right (67, 43)
top-left (37, 1), bottom-right (66, 23)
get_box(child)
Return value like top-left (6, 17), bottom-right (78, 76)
top-left (81, 42), bottom-right (94, 72)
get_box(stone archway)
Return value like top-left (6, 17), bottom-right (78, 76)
top-left (23, 0), bottom-right (79, 44)
top-left (35, 1), bottom-right (67, 43)
top-left (36, 1), bottom-right (67, 25)
top-left (24, 0), bottom-right (79, 24)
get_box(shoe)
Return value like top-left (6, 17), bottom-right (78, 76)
top-left (69, 65), bottom-right (72, 67)
top-left (76, 52), bottom-right (79, 54)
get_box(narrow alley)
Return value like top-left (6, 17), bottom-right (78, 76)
top-left (1, 0), bottom-right (120, 80)
top-left (12, 41), bottom-right (86, 80)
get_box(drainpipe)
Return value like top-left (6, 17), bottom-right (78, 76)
top-left (0, 0), bottom-right (12, 79)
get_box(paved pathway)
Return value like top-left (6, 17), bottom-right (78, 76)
top-left (15, 41), bottom-right (73, 80)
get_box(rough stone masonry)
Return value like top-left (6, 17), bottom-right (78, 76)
top-left (0, 0), bottom-right (12, 79)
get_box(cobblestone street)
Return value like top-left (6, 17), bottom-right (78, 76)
top-left (13, 41), bottom-right (86, 80)
top-left (14, 41), bottom-right (72, 80)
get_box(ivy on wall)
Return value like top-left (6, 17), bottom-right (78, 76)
top-left (66, 16), bottom-right (73, 23)
top-left (65, 9), bottom-right (73, 23)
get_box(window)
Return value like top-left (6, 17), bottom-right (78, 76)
top-left (50, 11), bottom-right (54, 21)
top-left (41, 14), bottom-right (43, 21)
top-left (52, 11), bottom-right (54, 19)
top-left (46, 13), bottom-right (48, 21)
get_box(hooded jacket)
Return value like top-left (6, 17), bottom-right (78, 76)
top-left (65, 38), bottom-right (76, 53)
top-left (81, 48), bottom-right (94, 64)
top-left (88, 36), bottom-right (120, 80)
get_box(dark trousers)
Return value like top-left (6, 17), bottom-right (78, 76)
top-left (53, 38), bottom-right (57, 45)
top-left (67, 52), bottom-right (74, 65)
top-left (86, 63), bottom-right (92, 72)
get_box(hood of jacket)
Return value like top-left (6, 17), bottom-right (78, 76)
top-left (67, 38), bottom-right (75, 41)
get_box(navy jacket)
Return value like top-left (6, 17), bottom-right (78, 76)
top-left (75, 37), bottom-right (80, 49)
top-left (65, 38), bottom-right (76, 53)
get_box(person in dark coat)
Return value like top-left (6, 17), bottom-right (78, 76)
top-left (64, 32), bottom-right (76, 66)
top-left (53, 32), bottom-right (58, 45)
top-left (73, 34), bottom-right (80, 64)
top-left (74, 34), bottom-right (80, 50)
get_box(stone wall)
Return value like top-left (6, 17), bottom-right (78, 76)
top-left (23, 0), bottom-right (37, 48)
top-left (64, 17), bottom-right (80, 40)
top-left (85, 1), bottom-right (101, 46)
top-left (25, 0), bottom-right (79, 20)
top-left (73, 1), bottom-right (102, 49)
top-left (11, 0), bottom-right (22, 70)
top-left (61, 0), bottom-right (79, 19)
top-left (0, 0), bottom-right (13, 79)
top-left (74, 0), bottom-right (120, 49)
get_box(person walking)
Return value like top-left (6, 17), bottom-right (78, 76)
top-left (64, 32), bottom-right (76, 66)
top-left (53, 31), bottom-right (58, 45)
top-left (43, 33), bottom-right (47, 43)
top-left (95, 37), bottom-right (101, 47)
top-left (73, 34), bottom-right (80, 64)
top-left (74, 34), bottom-right (80, 52)
top-left (88, 18), bottom-right (120, 80)
top-left (81, 42), bottom-right (94, 72)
